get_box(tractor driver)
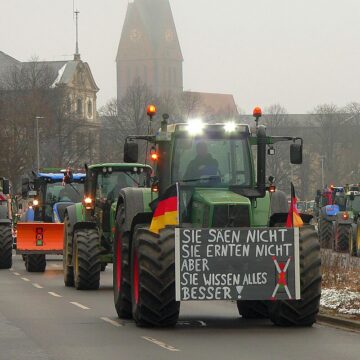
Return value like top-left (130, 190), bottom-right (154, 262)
top-left (107, 173), bottom-right (129, 203)
top-left (184, 142), bottom-right (219, 181)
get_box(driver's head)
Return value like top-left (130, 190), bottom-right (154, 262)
top-left (196, 142), bottom-right (208, 157)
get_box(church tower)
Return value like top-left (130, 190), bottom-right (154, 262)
top-left (116, 0), bottom-right (183, 102)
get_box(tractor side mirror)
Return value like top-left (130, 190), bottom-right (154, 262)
top-left (2, 179), bottom-right (9, 195)
top-left (268, 147), bottom-right (275, 156)
top-left (350, 194), bottom-right (355, 201)
top-left (290, 143), bottom-right (303, 164)
top-left (21, 178), bottom-right (30, 198)
top-left (124, 142), bottom-right (139, 163)
top-left (18, 203), bottom-right (23, 210)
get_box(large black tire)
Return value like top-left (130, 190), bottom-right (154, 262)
top-left (25, 254), bottom-right (46, 272)
top-left (113, 206), bottom-right (132, 319)
top-left (319, 216), bottom-right (333, 249)
top-left (237, 301), bottom-right (269, 319)
top-left (131, 227), bottom-right (180, 327)
top-left (63, 214), bottom-right (74, 287)
top-left (73, 228), bottom-right (101, 290)
top-left (268, 225), bottom-right (321, 327)
top-left (0, 225), bottom-right (13, 269)
top-left (334, 224), bottom-right (352, 253)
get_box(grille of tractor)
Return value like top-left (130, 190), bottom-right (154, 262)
top-left (212, 205), bottom-right (250, 227)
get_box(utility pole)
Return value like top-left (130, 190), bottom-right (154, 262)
top-left (320, 155), bottom-right (326, 189)
top-left (35, 116), bottom-right (45, 172)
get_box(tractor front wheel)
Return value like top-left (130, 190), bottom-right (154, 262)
top-left (25, 254), bottom-right (46, 272)
top-left (113, 206), bottom-right (132, 319)
top-left (131, 227), bottom-right (179, 327)
top-left (335, 224), bottom-right (352, 253)
top-left (63, 214), bottom-right (74, 287)
top-left (268, 225), bottom-right (321, 327)
top-left (73, 228), bottom-right (101, 290)
top-left (319, 216), bottom-right (333, 249)
top-left (0, 225), bottom-right (13, 269)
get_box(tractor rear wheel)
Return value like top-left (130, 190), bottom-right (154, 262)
top-left (73, 228), bottom-right (101, 290)
top-left (0, 225), bottom-right (13, 269)
top-left (131, 227), bottom-right (179, 327)
top-left (268, 225), bottom-right (321, 327)
top-left (319, 216), bottom-right (333, 249)
top-left (63, 214), bottom-right (74, 287)
top-left (113, 206), bottom-right (132, 319)
top-left (25, 254), bottom-right (46, 272)
top-left (237, 301), bottom-right (269, 319)
top-left (335, 224), bottom-right (352, 253)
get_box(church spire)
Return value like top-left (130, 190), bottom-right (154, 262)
top-left (74, 9), bottom-right (81, 60)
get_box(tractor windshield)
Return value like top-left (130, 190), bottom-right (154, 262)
top-left (45, 182), bottom-right (84, 204)
top-left (350, 196), bottom-right (360, 213)
top-left (172, 135), bottom-right (252, 187)
top-left (96, 170), bottom-right (149, 203)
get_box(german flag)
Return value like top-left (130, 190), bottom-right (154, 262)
top-left (149, 184), bottom-right (179, 234)
top-left (286, 183), bottom-right (304, 228)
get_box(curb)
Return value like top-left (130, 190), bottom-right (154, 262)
top-left (318, 313), bottom-right (360, 331)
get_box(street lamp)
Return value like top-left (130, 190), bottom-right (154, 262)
top-left (35, 116), bottom-right (45, 172)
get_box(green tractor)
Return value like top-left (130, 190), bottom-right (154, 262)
top-left (334, 190), bottom-right (360, 256)
top-left (0, 177), bottom-right (12, 269)
top-left (63, 163), bottom-right (152, 290)
top-left (113, 107), bottom-right (321, 327)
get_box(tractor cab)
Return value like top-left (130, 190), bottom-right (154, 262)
top-left (22, 170), bottom-right (86, 223)
top-left (83, 163), bottom-right (152, 248)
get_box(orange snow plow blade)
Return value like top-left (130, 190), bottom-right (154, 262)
top-left (16, 223), bottom-right (64, 254)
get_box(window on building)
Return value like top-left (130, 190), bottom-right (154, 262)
top-left (87, 99), bottom-right (93, 118)
top-left (77, 98), bottom-right (83, 115)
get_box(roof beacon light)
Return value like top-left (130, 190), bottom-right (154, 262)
top-left (147, 104), bottom-right (157, 118)
top-left (150, 147), bottom-right (158, 161)
top-left (224, 121), bottom-right (237, 133)
top-left (186, 118), bottom-right (205, 136)
top-left (253, 107), bottom-right (262, 118)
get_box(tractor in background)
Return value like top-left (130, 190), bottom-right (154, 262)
top-left (17, 169), bottom-right (86, 272)
top-left (333, 190), bottom-right (360, 256)
top-left (113, 106), bottom-right (321, 327)
top-left (0, 177), bottom-right (12, 269)
top-left (317, 186), bottom-right (344, 249)
top-left (63, 163), bottom-right (152, 290)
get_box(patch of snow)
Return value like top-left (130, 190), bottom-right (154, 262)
top-left (321, 288), bottom-right (360, 315)
top-left (51, 64), bottom-right (67, 88)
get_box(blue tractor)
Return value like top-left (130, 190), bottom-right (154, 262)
top-left (17, 169), bottom-right (86, 272)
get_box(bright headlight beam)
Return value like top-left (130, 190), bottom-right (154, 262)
top-left (224, 121), bottom-right (237, 133)
top-left (186, 118), bottom-right (205, 135)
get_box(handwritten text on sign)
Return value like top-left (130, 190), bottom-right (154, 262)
top-left (175, 228), bottom-right (300, 301)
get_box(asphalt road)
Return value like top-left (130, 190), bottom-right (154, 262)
top-left (0, 254), bottom-right (359, 360)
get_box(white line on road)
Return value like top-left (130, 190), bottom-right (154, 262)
top-left (21, 277), bottom-right (30, 282)
top-left (13, 272), bottom-right (20, 276)
top-left (70, 302), bottom-right (90, 310)
top-left (100, 317), bottom-right (123, 327)
top-left (32, 283), bottom-right (43, 289)
top-left (9, 268), bottom-right (13, 271)
top-left (142, 336), bottom-right (180, 352)
top-left (50, 264), bottom-right (61, 268)
top-left (48, 292), bottom-right (62, 298)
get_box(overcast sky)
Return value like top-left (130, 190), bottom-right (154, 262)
top-left (1, 0), bottom-right (360, 113)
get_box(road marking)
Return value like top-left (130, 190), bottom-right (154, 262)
top-left (21, 277), bottom-right (30, 282)
top-left (48, 292), bottom-right (62, 298)
top-left (100, 317), bottom-right (123, 327)
top-left (32, 283), bottom-right (43, 289)
top-left (13, 272), bottom-right (20, 276)
top-left (70, 302), bottom-right (90, 310)
top-left (50, 264), bottom-right (61, 268)
top-left (9, 268), bottom-right (14, 271)
top-left (142, 336), bottom-right (180, 352)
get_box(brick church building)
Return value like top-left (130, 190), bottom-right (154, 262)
top-left (116, 0), bottom-right (238, 117)
top-left (116, 0), bottom-right (183, 102)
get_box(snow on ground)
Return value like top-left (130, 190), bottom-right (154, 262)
top-left (321, 288), bottom-right (360, 315)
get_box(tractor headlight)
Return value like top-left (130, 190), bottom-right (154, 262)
top-left (224, 121), bottom-right (237, 133)
top-left (186, 118), bottom-right (205, 136)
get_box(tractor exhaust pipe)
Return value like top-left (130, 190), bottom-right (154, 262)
top-left (257, 125), bottom-right (267, 198)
